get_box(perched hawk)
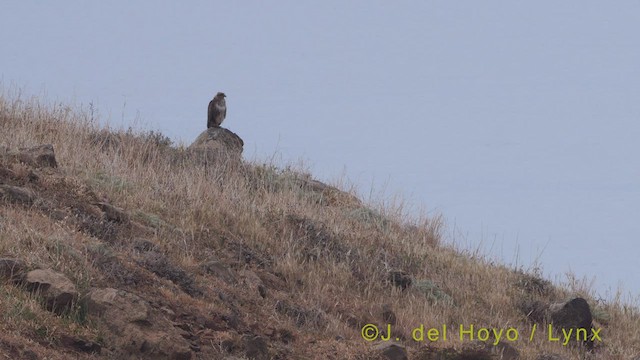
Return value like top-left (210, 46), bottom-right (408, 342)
top-left (207, 92), bottom-right (227, 128)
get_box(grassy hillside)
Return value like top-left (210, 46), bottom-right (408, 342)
top-left (0, 90), bottom-right (639, 359)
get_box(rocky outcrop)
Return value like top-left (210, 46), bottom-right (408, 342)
top-left (87, 287), bottom-right (193, 360)
top-left (0, 144), bottom-right (58, 205)
top-left (201, 259), bottom-right (237, 284)
top-left (188, 127), bottom-right (243, 163)
top-left (2, 144), bottom-right (58, 168)
top-left (23, 269), bottom-right (78, 314)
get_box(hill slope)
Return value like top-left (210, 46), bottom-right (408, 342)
top-left (0, 92), bottom-right (639, 359)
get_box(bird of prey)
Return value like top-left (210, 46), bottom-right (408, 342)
top-left (207, 92), bottom-right (227, 128)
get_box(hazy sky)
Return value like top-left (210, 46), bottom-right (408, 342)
top-left (2, 2), bottom-right (639, 301)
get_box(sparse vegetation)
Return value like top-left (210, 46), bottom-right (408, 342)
top-left (0, 89), bottom-right (639, 359)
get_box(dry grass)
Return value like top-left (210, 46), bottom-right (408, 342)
top-left (1, 87), bottom-right (639, 359)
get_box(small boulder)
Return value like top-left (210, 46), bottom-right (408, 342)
top-left (241, 269), bottom-right (266, 298)
top-left (548, 297), bottom-right (594, 348)
top-left (520, 297), bottom-right (595, 349)
top-left (23, 269), bottom-right (78, 314)
top-left (549, 297), bottom-right (593, 330)
top-left (95, 202), bottom-right (129, 223)
top-left (188, 127), bottom-right (244, 163)
top-left (388, 270), bottom-right (412, 290)
top-left (8, 144), bottom-right (58, 168)
top-left (87, 287), bottom-right (149, 323)
top-left (202, 260), bottom-right (237, 284)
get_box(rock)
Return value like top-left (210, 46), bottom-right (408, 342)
top-left (0, 185), bottom-right (36, 205)
top-left (521, 297), bottom-right (595, 349)
top-left (388, 270), bottom-right (412, 290)
top-left (549, 297), bottom-right (593, 330)
top-left (23, 269), bottom-right (78, 314)
top-left (242, 334), bottom-right (269, 360)
top-left (87, 287), bottom-right (149, 323)
top-left (202, 260), bottom-right (237, 284)
top-left (548, 297), bottom-right (594, 348)
top-left (87, 287), bottom-right (193, 360)
top-left (95, 202), bottom-right (129, 223)
top-left (0, 258), bottom-right (26, 283)
top-left (241, 269), bottom-right (266, 298)
top-left (7, 144), bottom-right (57, 168)
top-left (373, 342), bottom-right (408, 360)
top-left (188, 127), bottom-right (244, 163)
